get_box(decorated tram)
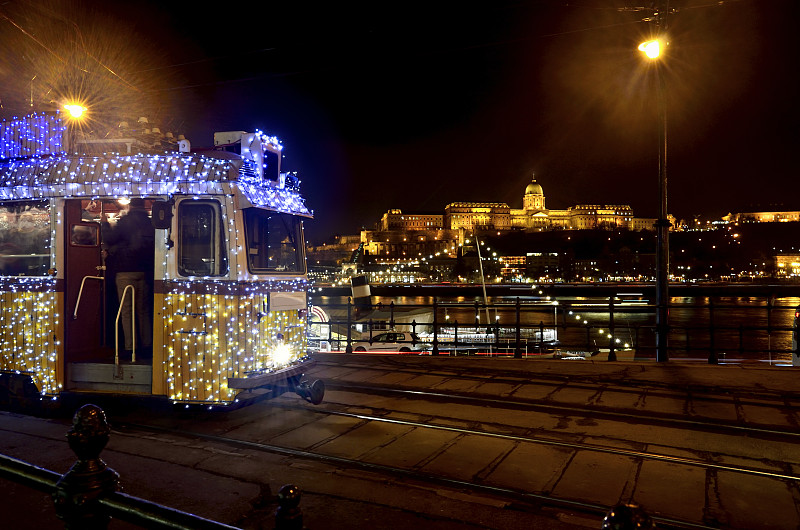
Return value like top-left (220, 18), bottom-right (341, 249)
top-left (0, 112), bottom-right (323, 409)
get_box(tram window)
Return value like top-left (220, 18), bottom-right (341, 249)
top-left (178, 200), bottom-right (228, 277)
top-left (70, 224), bottom-right (99, 246)
top-left (263, 149), bottom-right (280, 181)
top-left (243, 209), bottom-right (305, 274)
top-left (0, 200), bottom-right (51, 276)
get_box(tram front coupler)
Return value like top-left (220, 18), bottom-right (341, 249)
top-left (294, 378), bottom-right (325, 405)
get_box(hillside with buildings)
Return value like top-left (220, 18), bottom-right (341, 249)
top-left (307, 176), bottom-right (800, 285)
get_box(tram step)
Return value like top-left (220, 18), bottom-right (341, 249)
top-left (67, 362), bottom-right (152, 394)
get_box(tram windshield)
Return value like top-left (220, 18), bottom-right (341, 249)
top-left (243, 209), bottom-right (305, 274)
top-left (0, 200), bottom-right (51, 276)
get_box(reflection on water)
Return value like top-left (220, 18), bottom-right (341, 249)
top-left (311, 293), bottom-right (800, 364)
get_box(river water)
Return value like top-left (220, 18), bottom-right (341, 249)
top-left (312, 292), bottom-right (800, 365)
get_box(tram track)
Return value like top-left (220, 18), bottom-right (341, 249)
top-left (275, 394), bottom-right (800, 482)
top-left (114, 416), bottom-right (716, 530)
top-left (110, 375), bottom-right (800, 530)
top-left (322, 380), bottom-right (800, 441)
top-left (82, 354), bottom-right (800, 529)
top-left (311, 355), bottom-right (800, 405)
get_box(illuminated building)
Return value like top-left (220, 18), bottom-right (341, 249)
top-left (362, 229), bottom-right (463, 259)
top-left (446, 203), bottom-right (511, 230)
top-left (361, 175), bottom-right (660, 259)
top-left (379, 209), bottom-right (443, 231)
top-left (723, 211), bottom-right (800, 224)
top-left (775, 254), bottom-right (800, 278)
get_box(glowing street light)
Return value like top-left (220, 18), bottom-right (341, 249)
top-left (64, 103), bottom-right (87, 119)
top-left (638, 39), bottom-right (662, 59)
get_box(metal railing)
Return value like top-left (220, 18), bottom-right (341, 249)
top-left (0, 404), bottom-right (304, 530)
top-left (309, 297), bottom-right (800, 364)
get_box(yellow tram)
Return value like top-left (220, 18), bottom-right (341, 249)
top-left (0, 113), bottom-right (323, 408)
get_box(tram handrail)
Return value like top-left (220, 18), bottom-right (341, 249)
top-left (73, 275), bottom-right (104, 320)
top-left (115, 284), bottom-right (136, 365)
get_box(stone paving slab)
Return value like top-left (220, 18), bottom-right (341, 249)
top-left (484, 442), bottom-right (574, 493)
top-left (473, 381), bottom-right (520, 396)
top-left (633, 459), bottom-right (706, 522)
top-left (314, 420), bottom-right (414, 460)
top-left (362, 426), bottom-right (461, 468)
top-left (689, 396), bottom-right (740, 422)
top-left (271, 414), bottom-right (362, 449)
top-left (593, 388), bottom-right (643, 409)
top-left (420, 434), bottom-right (516, 480)
top-left (715, 470), bottom-right (800, 529)
top-left (550, 451), bottom-right (638, 507)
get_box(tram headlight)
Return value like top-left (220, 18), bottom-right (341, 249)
top-left (272, 342), bottom-right (293, 366)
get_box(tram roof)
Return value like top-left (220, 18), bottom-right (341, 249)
top-left (0, 152), bottom-right (311, 217)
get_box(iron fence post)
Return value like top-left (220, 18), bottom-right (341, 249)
top-left (708, 299), bottom-right (717, 364)
top-left (345, 297), bottom-right (353, 354)
top-left (608, 297), bottom-right (617, 361)
top-left (432, 297), bottom-right (439, 356)
top-left (454, 321), bottom-right (459, 356)
top-left (389, 301), bottom-right (395, 330)
top-left (495, 319), bottom-right (501, 353)
top-left (539, 321), bottom-right (544, 352)
top-left (514, 298), bottom-right (521, 359)
top-left (53, 404), bottom-right (119, 530)
top-left (766, 296), bottom-right (773, 362)
top-left (586, 323), bottom-right (591, 352)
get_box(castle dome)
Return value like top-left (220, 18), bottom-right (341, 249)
top-left (525, 177), bottom-right (543, 196)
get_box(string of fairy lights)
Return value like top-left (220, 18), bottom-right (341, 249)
top-left (0, 114), bottom-right (313, 404)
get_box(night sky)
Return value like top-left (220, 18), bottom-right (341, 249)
top-left (0, 1), bottom-right (796, 242)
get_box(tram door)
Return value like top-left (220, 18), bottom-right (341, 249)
top-left (64, 200), bottom-right (105, 362)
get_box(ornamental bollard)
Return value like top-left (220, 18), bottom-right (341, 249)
top-left (601, 503), bottom-right (655, 530)
top-left (53, 404), bottom-right (120, 530)
top-left (275, 484), bottom-right (303, 530)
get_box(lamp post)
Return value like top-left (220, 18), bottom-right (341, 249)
top-left (639, 32), bottom-right (669, 362)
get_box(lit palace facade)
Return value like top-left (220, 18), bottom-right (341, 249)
top-left (362, 176), bottom-right (658, 259)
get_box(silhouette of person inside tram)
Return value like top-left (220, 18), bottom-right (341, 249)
top-left (101, 198), bottom-right (155, 359)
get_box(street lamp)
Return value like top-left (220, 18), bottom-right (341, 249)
top-left (63, 102), bottom-right (88, 155)
top-left (639, 35), bottom-right (670, 362)
top-left (64, 104), bottom-right (87, 119)
top-left (638, 40), bottom-right (661, 59)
